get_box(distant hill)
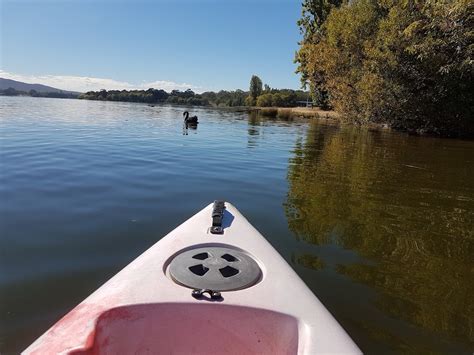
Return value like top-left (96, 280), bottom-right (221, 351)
top-left (0, 78), bottom-right (80, 94)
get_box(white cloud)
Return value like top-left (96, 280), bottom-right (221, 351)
top-left (0, 70), bottom-right (203, 93)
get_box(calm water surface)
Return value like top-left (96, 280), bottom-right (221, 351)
top-left (1, 97), bottom-right (473, 354)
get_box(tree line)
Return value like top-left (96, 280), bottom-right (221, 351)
top-left (296, 0), bottom-right (473, 137)
top-left (78, 80), bottom-right (310, 108)
top-left (246, 75), bottom-right (310, 107)
top-left (0, 87), bottom-right (79, 99)
top-left (80, 88), bottom-right (208, 106)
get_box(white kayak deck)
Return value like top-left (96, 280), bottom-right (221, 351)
top-left (24, 202), bottom-right (361, 354)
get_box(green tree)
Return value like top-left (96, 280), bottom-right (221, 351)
top-left (295, 0), bottom-right (343, 107)
top-left (249, 75), bottom-right (263, 100)
top-left (296, 0), bottom-right (474, 136)
top-left (256, 93), bottom-right (273, 107)
top-left (272, 93), bottom-right (285, 107)
top-left (245, 95), bottom-right (256, 107)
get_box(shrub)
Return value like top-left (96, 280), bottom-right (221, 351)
top-left (245, 95), bottom-right (256, 107)
top-left (256, 93), bottom-right (273, 107)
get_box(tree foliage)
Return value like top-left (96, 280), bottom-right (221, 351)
top-left (255, 89), bottom-right (309, 107)
top-left (295, 0), bottom-right (343, 107)
top-left (249, 75), bottom-right (263, 100)
top-left (80, 88), bottom-right (212, 105)
top-left (79, 88), bottom-right (252, 107)
top-left (296, 0), bottom-right (474, 137)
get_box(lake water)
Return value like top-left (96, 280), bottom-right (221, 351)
top-left (1, 96), bottom-right (473, 354)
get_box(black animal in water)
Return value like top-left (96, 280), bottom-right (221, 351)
top-left (183, 111), bottom-right (198, 124)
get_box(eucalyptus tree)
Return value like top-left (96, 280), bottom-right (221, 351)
top-left (249, 75), bottom-right (263, 100)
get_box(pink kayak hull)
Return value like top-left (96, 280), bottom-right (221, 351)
top-left (68, 304), bottom-right (298, 355)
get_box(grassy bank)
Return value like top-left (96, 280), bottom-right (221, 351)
top-left (254, 107), bottom-right (340, 120)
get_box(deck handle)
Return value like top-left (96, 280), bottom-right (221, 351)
top-left (210, 200), bottom-right (225, 234)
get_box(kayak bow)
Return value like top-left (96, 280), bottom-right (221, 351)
top-left (24, 201), bottom-right (361, 354)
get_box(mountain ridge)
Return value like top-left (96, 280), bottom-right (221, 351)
top-left (0, 78), bottom-right (80, 94)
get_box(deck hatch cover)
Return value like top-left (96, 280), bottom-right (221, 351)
top-left (169, 247), bottom-right (261, 291)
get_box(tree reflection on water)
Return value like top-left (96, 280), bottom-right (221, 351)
top-left (285, 120), bottom-right (474, 352)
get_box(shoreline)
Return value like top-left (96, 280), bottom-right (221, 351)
top-left (252, 106), bottom-right (341, 120)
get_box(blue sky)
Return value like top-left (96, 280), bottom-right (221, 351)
top-left (0, 0), bottom-right (304, 93)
